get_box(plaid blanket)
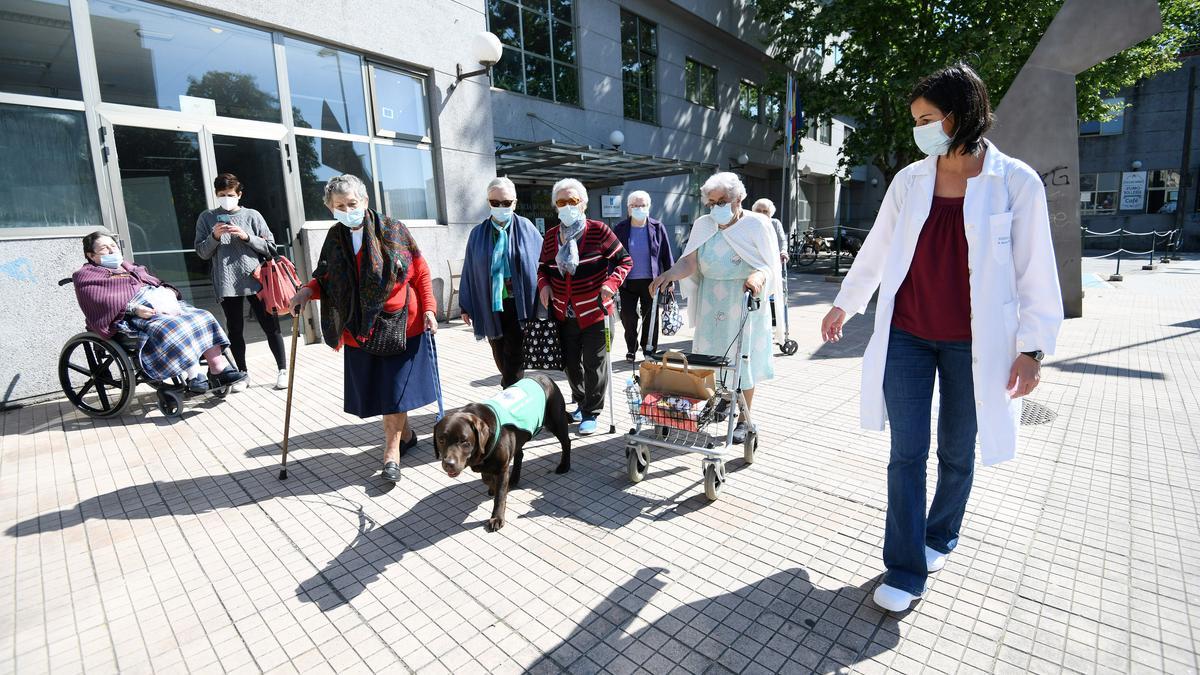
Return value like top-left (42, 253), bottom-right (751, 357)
top-left (123, 304), bottom-right (229, 382)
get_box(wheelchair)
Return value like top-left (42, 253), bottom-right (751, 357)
top-left (57, 278), bottom-right (232, 418)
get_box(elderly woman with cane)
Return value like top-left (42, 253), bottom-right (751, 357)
top-left (290, 174), bottom-right (438, 484)
top-left (537, 178), bottom-right (632, 435)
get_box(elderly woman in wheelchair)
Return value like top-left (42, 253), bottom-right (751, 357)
top-left (61, 231), bottom-right (246, 417)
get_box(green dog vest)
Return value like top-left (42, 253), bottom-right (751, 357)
top-left (482, 378), bottom-right (546, 449)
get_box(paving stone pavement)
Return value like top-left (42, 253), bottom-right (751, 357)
top-left (2, 257), bottom-right (1198, 675)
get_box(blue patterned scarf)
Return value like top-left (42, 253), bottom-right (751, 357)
top-left (490, 218), bottom-right (511, 311)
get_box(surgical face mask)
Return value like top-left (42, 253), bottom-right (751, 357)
top-left (99, 252), bottom-right (122, 269)
top-left (217, 195), bottom-right (239, 211)
top-left (630, 206), bottom-right (649, 221)
top-left (490, 206), bottom-right (513, 223)
top-left (557, 204), bottom-right (583, 225)
top-left (913, 117), bottom-right (953, 156)
top-left (709, 203), bottom-right (734, 224)
top-left (332, 207), bottom-right (365, 228)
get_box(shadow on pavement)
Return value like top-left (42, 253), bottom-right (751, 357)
top-left (525, 566), bottom-right (900, 674)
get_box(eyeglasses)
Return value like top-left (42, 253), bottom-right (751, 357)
top-left (704, 198), bottom-right (734, 208)
top-left (554, 196), bottom-right (583, 208)
top-left (489, 199), bottom-right (514, 208)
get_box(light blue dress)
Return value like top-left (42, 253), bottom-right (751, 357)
top-left (692, 234), bottom-right (775, 389)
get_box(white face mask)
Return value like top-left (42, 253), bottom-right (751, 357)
top-left (332, 207), bottom-right (366, 228)
top-left (709, 203), bottom-right (734, 224)
top-left (217, 195), bottom-right (239, 211)
top-left (913, 117), bottom-right (953, 156)
top-left (630, 206), bottom-right (650, 221)
top-left (99, 252), bottom-right (123, 269)
top-left (557, 204), bottom-right (583, 225)
top-left (490, 206), bottom-right (513, 223)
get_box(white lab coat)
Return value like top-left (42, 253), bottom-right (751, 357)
top-left (834, 142), bottom-right (1064, 465)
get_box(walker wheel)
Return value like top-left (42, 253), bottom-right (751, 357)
top-left (781, 339), bottom-right (799, 356)
top-left (211, 385), bottom-right (231, 399)
top-left (743, 430), bottom-right (757, 465)
top-left (626, 444), bottom-right (649, 483)
top-left (703, 463), bottom-right (723, 501)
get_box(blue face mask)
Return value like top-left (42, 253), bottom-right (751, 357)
top-left (332, 207), bottom-right (365, 228)
top-left (709, 203), bottom-right (734, 224)
top-left (630, 206), bottom-right (650, 221)
top-left (490, 206), bottom-right (513, 224)
top-left (557, 205), bottom-right (583, 225)
top-left (99, 253), bottom-right (122, 269)
top-left (913, 117), bottom-right (953, 156)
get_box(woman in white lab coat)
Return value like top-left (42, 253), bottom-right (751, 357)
top-left (820, 63), bottom-right (1064, 613)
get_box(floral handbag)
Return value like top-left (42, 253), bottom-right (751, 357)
top-left (660, 289), bottom-right (684, 336)
top-left (522, 304), bottom-right (563, 370)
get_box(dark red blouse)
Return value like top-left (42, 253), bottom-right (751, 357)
top-left (891, 196), bottom-right (972, 342)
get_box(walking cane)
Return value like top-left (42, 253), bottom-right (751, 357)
top-left (599, 293), bottom-right (616, 434)
top-left (279, 316), bottom-right (301, 480)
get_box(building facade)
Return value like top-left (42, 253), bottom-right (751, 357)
top-left (0, 0), bottom-right (861, 405)
top-left (1078, 52), bottom-right (1199, 252)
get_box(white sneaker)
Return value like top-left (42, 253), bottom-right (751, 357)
top-left (232, 375), bottom-right (249, 393)
top-left (926, 546), bottom-right (947, 572)
top-left (274, 370), bottom-right (289, 390)
top-left (873, 584), bottom-right (922, 613)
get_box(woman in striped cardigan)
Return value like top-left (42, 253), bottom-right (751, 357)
top-left (537, 178), bottom-right (632, 435)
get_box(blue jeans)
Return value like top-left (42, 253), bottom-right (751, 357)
top-left (882, 328), bottom-right (978, 595)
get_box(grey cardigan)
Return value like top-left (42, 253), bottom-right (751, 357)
top-left (194, 207), bottom-right (275, 297)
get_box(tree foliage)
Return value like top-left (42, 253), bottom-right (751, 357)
top-left (755, 0), bottom-right (1200, 181)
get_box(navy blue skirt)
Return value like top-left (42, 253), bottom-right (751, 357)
top-left (343, 333), bottom-right (438, 418)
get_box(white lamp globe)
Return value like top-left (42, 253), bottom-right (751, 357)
top-left (472, 32), bottom-right (503, 66)
top-left (609, 130), bottom-right (625, 148)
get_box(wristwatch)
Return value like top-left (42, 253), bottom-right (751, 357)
top-left (1021, 350), bottom-right (1044, 363)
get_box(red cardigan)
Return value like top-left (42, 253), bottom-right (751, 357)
top-left (536, 219), bottom-right (632, 329)
top-left (305, 253), bottom-right (436, 349)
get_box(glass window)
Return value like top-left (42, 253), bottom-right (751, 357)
top-left (1080, 96), bottom-right (1125, 136)
top-left (621, 10), bottom-right (657, 124)
top-left (685, 58), bottom-right (716, 108)
top-left (819, 118), bottom-right (832, 144)
top-left (738, 82), bottom-right (760, 121)
top-left (0, 0), bottom-right (83, 100)
top-left (0, 104), bottom-right (102, 228)
top-left (284, 39), bottom-right (368, 136)
top-left (375, 142), bottom-right (436, 221)
top-left (1147, 169), bottom-right (1180, 214)
top-left (369, 65), bottom-right (429, 139)
top-left (486, 0), bottom-right (578, 105)
top-left (1079, 172), bottom-right (1119, 215)
top-left (89, 0), bottom-right (280, 122)
top-left (763, 92), bottom-right (783, 130)
top-left (294, 136), bottom-right (371, 221)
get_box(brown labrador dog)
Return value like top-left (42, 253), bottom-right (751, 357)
top-left (432, 373), bottom-right (571, 531)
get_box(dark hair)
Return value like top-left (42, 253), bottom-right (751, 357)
top-left (82, 230), bottom-right (113, 258)
top-left (909, 63), bottom-right (993, 156)
top-left (213, 172), bottom-right (242, 193)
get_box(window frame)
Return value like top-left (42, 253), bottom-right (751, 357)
top-left (738, 80), bottom-right (761, 122)
top-left (1079, 171), bottom-right (1120, 216)
top-left (1145, 168), bottom-right (1180, 214)
top-left (620, 9), bottom-right (657, 125)
top-left (685, 57), bottom-right (717, 108)
top-left (1079, 96), bottom-right (1126, 137)
top-left (485, 0), bottom-right (580, 106)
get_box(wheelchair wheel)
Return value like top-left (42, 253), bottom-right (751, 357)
top-left (781, 339), bottom-right (799, 356)
top-left (58, 333), bottom-right (137, 418)
top-left (156, 389), bottom-right (183, 417)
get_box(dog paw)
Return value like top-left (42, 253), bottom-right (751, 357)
top-left (486, 517), bottom-right (505, 532)
top-left (555, 462), bottom-right (570, 474)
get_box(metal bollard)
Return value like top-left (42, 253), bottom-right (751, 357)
top-left (1110, 229), bottom-right (1125, 282)
top-left (1143, 232), bottom-right (1157, 271)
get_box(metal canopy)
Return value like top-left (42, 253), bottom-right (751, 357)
top-left (495, 139), bottom-right (716, 189)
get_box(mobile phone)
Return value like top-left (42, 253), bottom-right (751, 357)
top-left (216, 214), bottom-right (232, 224)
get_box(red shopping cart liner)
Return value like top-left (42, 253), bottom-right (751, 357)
top-left (639, 392), bottom-right (705, 432)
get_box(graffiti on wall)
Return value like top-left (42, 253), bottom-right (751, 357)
top-left (0, 258), bottom-right (35, 283)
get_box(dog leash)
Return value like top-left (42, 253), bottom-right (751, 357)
top-left (427, 330), bottom-right (444, 422)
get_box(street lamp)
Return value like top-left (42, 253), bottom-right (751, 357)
top-left (609, 130), bottom-right (625, 150)
top-left (453, 32), bottom-right (503, 88)
top-left (1131, 159), bottom-right (1143, 170)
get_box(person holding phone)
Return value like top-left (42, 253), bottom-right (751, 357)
top-left (195, 172), bottom-right (288, 391)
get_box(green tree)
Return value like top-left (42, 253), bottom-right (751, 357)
top-left (755, 0), bottom-right (1200, 182)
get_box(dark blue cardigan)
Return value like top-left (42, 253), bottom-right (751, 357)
top-left (613, 216), bottom-right (675, 280)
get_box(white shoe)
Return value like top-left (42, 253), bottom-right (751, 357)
top-left (872, 584), bottom-right (922, 613)
top-left (926, 546), bottom-right (947, 572)
top-left (232, 375), bottom-right (249, 393)
top-left (274, 370), bottom-right (289, 390)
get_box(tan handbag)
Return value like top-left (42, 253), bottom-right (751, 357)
top-left (638, 350), bottom-right (716, 400)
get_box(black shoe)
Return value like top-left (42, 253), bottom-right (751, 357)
top-left (185, 376), bottom-right (210, 394)
top-left (381, 461), bottom-right (401, 483)
top-left (209, 367), bottom-right (247, 388)
top-left (399, 431), bottom-right (418, 457)
top-left (732, 422), bottom-right (748, 445)
top-left (626, 353), bottom-right (636, 363)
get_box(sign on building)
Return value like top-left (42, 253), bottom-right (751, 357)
top-left (1120, 171), bottom-right (1147, 211)
top-left (601, 195), bottom-right (623, 218)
